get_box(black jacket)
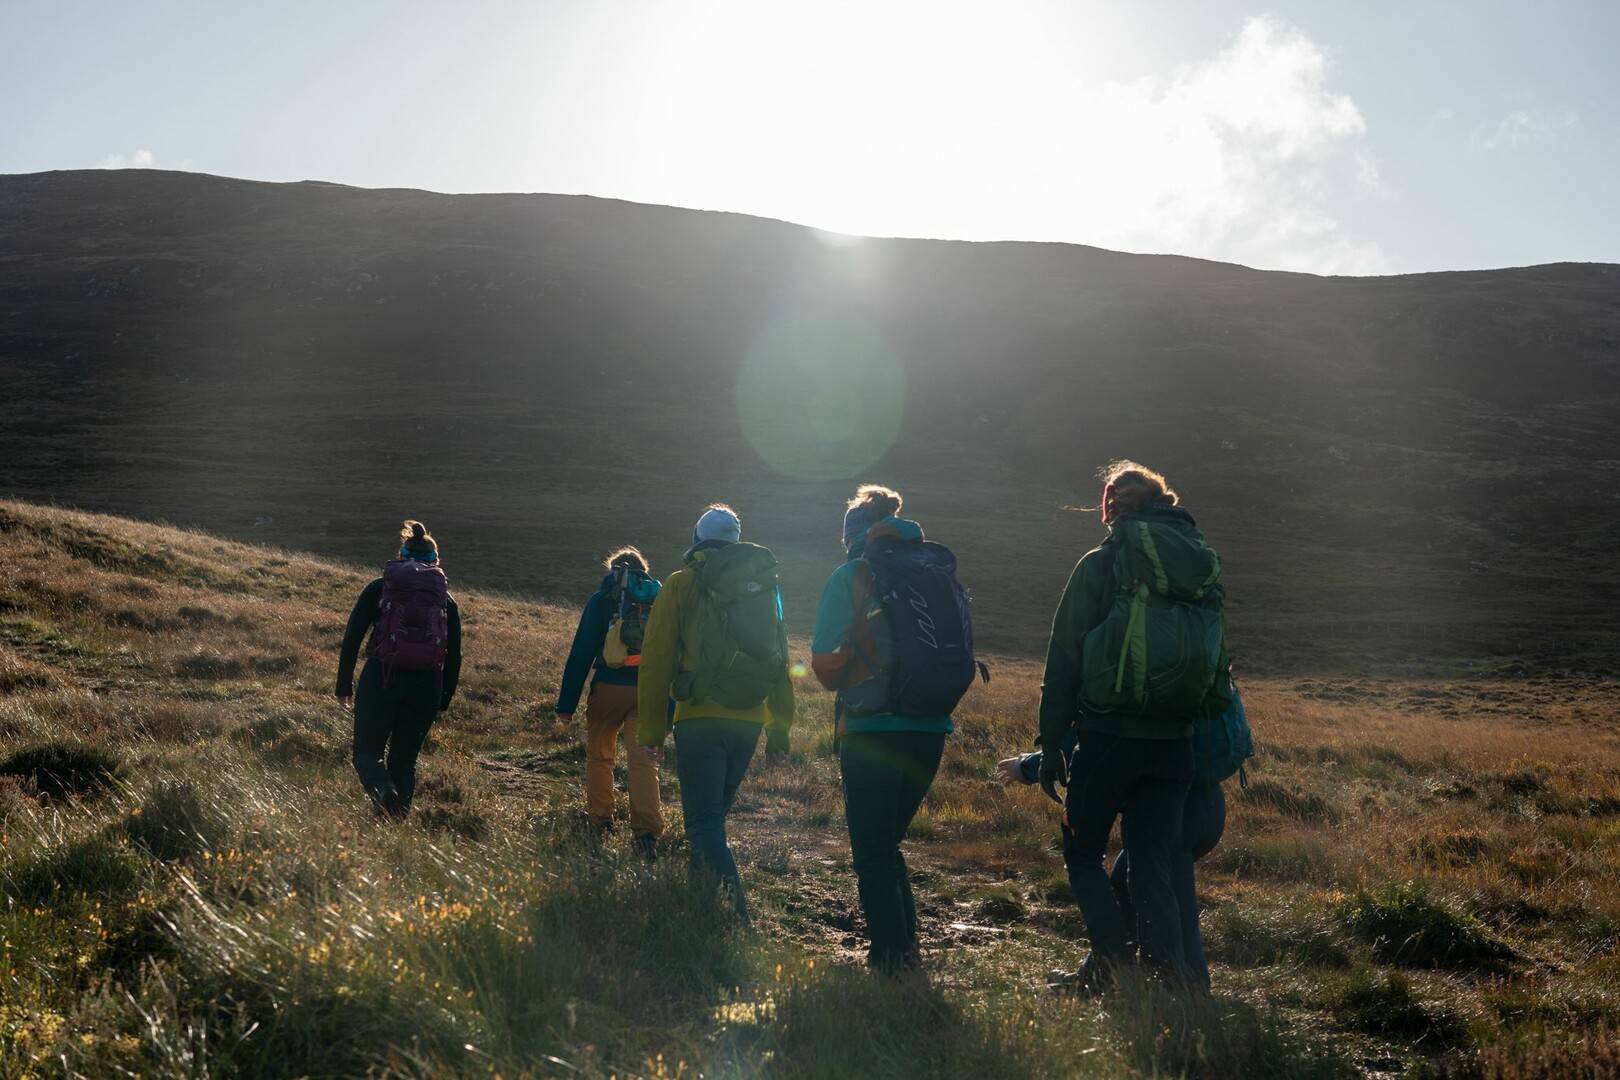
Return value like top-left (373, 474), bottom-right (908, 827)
top-left (335, 577), bottom-right (463, 709)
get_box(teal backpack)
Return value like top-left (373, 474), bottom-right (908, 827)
top-left (1194, 678), bottom-right (1253, 784)
top-left (1079, 514), bottom-right (1225, 722)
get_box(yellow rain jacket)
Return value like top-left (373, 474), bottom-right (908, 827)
top-left (636, 548), bottom-right (794, 747)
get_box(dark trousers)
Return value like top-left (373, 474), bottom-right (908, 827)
top-left (1062, 731), bottom-right (1194, 978)
top-left (1110, 782), bottom-right (1227, 990)
top-left (674, 718), bottom-right (762, 916)
top-left (351, 660), bottom-right (440, 815)
top-left (840, 730), bottom-right (946, 970)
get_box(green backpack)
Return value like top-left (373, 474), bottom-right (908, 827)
top-left (676, 543), bottom-right (788, 710)
top-left (1079, 516), bottom-right (1225, 722)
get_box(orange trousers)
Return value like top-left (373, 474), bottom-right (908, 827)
top-left (584, 681), bottom-right (663, 838)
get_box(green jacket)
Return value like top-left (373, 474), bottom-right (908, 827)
top-left (636, 544), bottom-right (795, 748)
top-left (1039, 504), bottom-right (1219, 750)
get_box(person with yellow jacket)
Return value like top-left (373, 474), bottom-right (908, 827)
top-left (637, 504), bottom-right (794, 919)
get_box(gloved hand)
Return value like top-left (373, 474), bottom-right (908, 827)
top-left (1038, 749), bottom-right (1069, 804)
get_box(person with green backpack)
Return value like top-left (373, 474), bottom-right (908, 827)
top-left (556, 546), bottom-right (664, 858)
top-left (637, 504), bottom-right (794, 919)
top-left (1037, 461), bottom-right (1230, 993)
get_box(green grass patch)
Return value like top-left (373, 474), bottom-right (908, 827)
top-left (1339, 967), bottom-right (1468, 1047)
top-left (7, 834), bottom-right (143, 906)
top-left (1209, 834), bottom-right (1336, 883)
top-left (1205, 903), bottom-right (1354, 969)
top-left (1341, 881), bottom-right (1516, 972)
top-left (0, 740), bottom-right (123, 799)
top-left (125, 780), bottom-right (231, 861)
top-left (1239, 780), bottom-right (1338, 824)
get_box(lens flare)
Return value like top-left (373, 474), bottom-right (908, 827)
top-left (736, 308), bottom-right (904, 480)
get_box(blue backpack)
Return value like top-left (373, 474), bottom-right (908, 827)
top-left (1193, 679), bottom-right (1253, 784)
top-left (841, 536), bottom-right (988, 718)
top-left (601, 567), bottom-right (661, 668)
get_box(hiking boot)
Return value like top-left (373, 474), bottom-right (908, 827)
top-left (1046, 958), bottom-right (1115, 999)
top-left (367, 782), bottom-right (402, 817)
top-left (634, 833), bottom-right (659, 862)
top-left (869, 948), bottom-right (926, 982)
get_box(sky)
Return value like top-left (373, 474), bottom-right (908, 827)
top-left (3, 1), bottom-right (1617, 275)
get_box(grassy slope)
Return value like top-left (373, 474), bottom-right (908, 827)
top-left (2, 499), bottom-right (1619, 1078)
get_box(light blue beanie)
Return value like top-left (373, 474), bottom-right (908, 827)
top-left (692, 506), bottom-right (741, 547)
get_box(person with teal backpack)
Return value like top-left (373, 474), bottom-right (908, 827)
top-left (556, 547), bottom-right (664, 858)
top-left (1037, 461), bottom-right (1230, 993)
top-left (637, 504), bottom-right (794, 919)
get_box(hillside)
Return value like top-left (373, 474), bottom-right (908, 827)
top-left (4, 500), bottom-right (1620, 1077)
top-left (3, 170), bottom-right (1620, 671)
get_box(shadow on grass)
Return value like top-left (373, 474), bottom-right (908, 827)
top-left (0, 740), bottom-right (122, 800)
top-left (1341, 881), bottom-right (1516, 972)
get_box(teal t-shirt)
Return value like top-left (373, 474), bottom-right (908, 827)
top-left (811, 520), bottom-right (954, 736)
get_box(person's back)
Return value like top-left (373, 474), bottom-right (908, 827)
top-left (1038, 462), bottom-right (1226, 992)
top-left (335, 520), bottom-right (463, 817)
top-left (812, 485), bottom-right (981, 976)
top-left (556, 547), bottom-right (664, 856)
top-left (636, 505), bottom-right (793, 918)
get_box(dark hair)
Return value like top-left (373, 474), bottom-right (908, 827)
top-left (399, 519), bottom-right (438, 557)
top-left (603, 545), bottom-right (649, 573)
top-left (846, 484), bottom-right (903, 519)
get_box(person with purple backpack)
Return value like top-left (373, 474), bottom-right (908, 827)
top-left (811, 485), bottom-right (986, 976)
top-left (335, 520), bottom-right (463, 817)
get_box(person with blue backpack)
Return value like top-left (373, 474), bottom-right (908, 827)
top-left (1037, 462), bottom-right (1232, 993)
top-left (812, 485), bottom-right (986, 976)
top-left (556, 547), bottom-right (664, 858)
top-left (998, 682), bottom-right (1248, 992)
top-left (335, 520), bottom-right (463, 818)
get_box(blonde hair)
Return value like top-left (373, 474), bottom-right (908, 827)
top-left (398, 519), bottom-right (438, 556)
top-left (846, 484), bottom-right (903, 518)
top-left (704, 502), bottom-right (739, 521)
top-left (1097, 460), bottom-right (1178, 522)
top-left (603, 545), bottom-right (649, 573)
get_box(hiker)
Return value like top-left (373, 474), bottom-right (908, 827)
top-left (335, 520), bottom-right (462, 817)
top-left (556, 547), bottom-right (664, 858)
top-left (997, 682), bottom-right (1245, 992)
top-left (811, 485), bottom-right (985, 975)
top-left (637, 504), bottom-right (793, 919)
top-left (1036, 461), bottom-right (1230, 992)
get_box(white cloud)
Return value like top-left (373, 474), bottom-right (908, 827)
top-left (1056, 16), bottom-right (1393, 274)
top-left (98, 148), bottom-right (156, 169)
top-left (1476, 107), bottom-right (1580, 151)
top-left (1355, 152), bottom-right (1388, 196)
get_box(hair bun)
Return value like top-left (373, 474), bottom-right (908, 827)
top-left (398, 519), bottom-right (438, 553)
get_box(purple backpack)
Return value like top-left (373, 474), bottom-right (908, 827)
top-left (368, 559), bottom-right (449, 672)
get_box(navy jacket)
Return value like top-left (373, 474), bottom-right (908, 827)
top-left (556, 573), bottom-right (646, 715)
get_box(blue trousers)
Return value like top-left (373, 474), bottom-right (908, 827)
top-left (1062, 732), bottom-right (1194, 978)
top-left (840, 730), bottom-right (947, 970)
top-left (1111, 782), bottom-right (1227, 990)
top-left (674, 718), bottom-right (761, 916)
